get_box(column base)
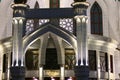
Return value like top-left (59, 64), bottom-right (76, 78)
top-left (74, 66), bottom-right (89, 80)
top-left (10, 66), bottom-right (25, 80)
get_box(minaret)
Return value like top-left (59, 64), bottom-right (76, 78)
top-left (71, 0), bottom-right (90, 80)
top-left (10, 0), bottom-right (28, 80)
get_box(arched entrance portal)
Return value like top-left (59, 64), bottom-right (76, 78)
top-left (24, 24), bottom-right (77, 80)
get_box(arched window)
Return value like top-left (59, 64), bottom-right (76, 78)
top-left (34, 1), bottom-right (40, 29)
top-left (25, 1), bottom-right (49, 35)
top-left (50, 0), bottom-right (59, 8)
top-left (3, 54), bottom-right (6, 73)
top-left (91, 2), bottom-right (103, 35)
top-left (34, 1), bottom-right (39, 9)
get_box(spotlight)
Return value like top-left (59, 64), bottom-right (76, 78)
top-left (68, 77), bottom-right (72, 80)
top-left (33, 77), bottom-right (38, 80)
top-left (51, 77), bottom-right (55, 80)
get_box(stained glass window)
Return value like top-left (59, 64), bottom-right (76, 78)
top-left (25, 2), bottom-right (49, 35)
top-left (91, 2), bottom-right (103, 35)
top-left (60, 18), bottom-right (74, 33)
top-left (26, 19), bottom-right (34, 34)
top-left (39, 19), bottom-right (49, 26)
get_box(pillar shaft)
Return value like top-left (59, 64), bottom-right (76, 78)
top-left (72, 2), bottom-right (89, 66)
top-left (96, 51), bottom-right (100, 80)
top-left (108, 53), bottom-right (111, 80)
top-left (11, 3), bottom-right (28, 66)
top-left (76, 16), bottom-right (88, 66)
top-left (72, 1), bottom-right (90, 80)
top-left (10, 4), bottom-right (29, 80)
top-left (6, 49), bottom-right (11, 80)
top-left (0, 52), bottom-right (3, 80)
top-left (12, 18), bottom-right (24, 66)
top-left (60, 65), bottom-right (65, 80)
top-left (39, 66), bottom-right (43, 80)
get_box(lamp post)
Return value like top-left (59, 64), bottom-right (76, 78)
top-left (10, 0), bottom-right (28, 80)
top-left (71, 0), bottom-right (90, 80)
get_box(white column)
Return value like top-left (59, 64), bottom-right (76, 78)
top-left (6, 48), bottom-right (11, 80)
top-left (0, 55), bottom-right (3, 80)
top-left (0, 44), bottom-right (4, 80)
top-left (39, 66), bottom-right (43, 80)
top-left (75, 16), bottom-right (88, 66)
top-left (81, 16), bottom-right (88, 66)
top-left (12, 18), bottom-right (24, 66)
top-left (18, 18), bottom-right (24, 66)
top-left (12, 19), bottom-right (18, 66)
top-left (60, 65), bottom-right (65, 80)
top-left (0, 56), bottom-right (3, 80)
top-left (96, 51), bottom-right (100, 80)
top-left (76, 16), bottom-right (83, 65)
top-left (112, 54), bottom-right (116, 79)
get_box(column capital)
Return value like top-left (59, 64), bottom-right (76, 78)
top-left (13, 17), bottom-right (25, 21)
top-left (72, 2), bottom-right (90, 8)
top-left (74, 15), bottom-right (88, 24)
top-left (11, 4), bottom-right (29, 18)
top-left (71, 2), bottom-right (90, 16)
top-left (74, 15), bottom-right (88, 19)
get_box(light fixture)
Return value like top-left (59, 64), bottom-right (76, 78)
top-left (68, 77), bottom-right (72, 80)
top-left (51, 77), bottom-right (55, 80)
top-left (46, 70), bottom-right (59, 77)
top-left (33, 77), bottom-right (38, 80)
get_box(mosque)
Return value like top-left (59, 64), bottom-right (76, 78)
top-left (0, 0), bottom-right (120, 80)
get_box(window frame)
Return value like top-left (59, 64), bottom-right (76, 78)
top-left (90, 2), bottom-right (103, 35)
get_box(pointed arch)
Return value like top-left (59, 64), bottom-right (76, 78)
top-left (23, 23), bottom-right (77, 54)
top-left (90, 2), bottom-right (103, 35)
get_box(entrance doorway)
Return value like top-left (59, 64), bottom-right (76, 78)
top-left (44, 48), bottom-right (60, 70)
